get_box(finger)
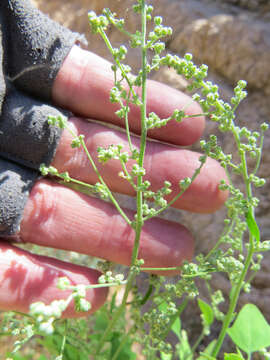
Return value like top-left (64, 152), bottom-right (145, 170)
top-left (52, 118), bottom-right (227, 214)
top-left (0, 242), bottom-right (107, 317)
top-left (20, 180), bottom-right (194, 276)
top-left (52, 45), bottom-right (205, 146)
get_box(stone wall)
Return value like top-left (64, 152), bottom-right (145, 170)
top-left (33, 0), bottom-right (270, 345)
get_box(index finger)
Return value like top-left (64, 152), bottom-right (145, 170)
top-left (52, 46), bottom-right (205, 146)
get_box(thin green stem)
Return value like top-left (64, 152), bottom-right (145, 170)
top-left (183, 112), bottom-right (210, 119)
top-left (211, 237), bottom-right (254, 357)
top-left (253, 130), bottom-right (265, 175)
top-left (191, 331), bottom-right (205, 355)
top-left (205, 219), bottom-right (235, 261)
top-left (140, 283), bottom-right (154, 305)
top-left (124, 87), bottom-right (135, 153)
top-left (160, 298), bottom-right (188, 340)
top-left (95, 270), bottom-right (138, 355)
top-left (98, 28), bottom-right (138, 102)
top-left (95, 4), bottom-right (149, 355)
top-left (80, 139), bottom-right (132, 226)
top-left (60, 119), bottom-right (131, 225)
top-left (59, 320), bottom-right (67, 358)
top-left (210, 121), bottom-right (257, 357)
top-left (143, 158), bottom-right (205, 221)
top-left (59, 176), bottom-right (96, 193)
top-left (141, 267), bottom-right (216, 278)
top-left (12, 311), bottom-right (34, 320)
top-left (69, 282), bottom-right (127, 290)
top-left (111, 326), bottom-right (135, 360)
top-left (132, 0), bottom-right (148, 264)
top-left (120, 159), bottom-right (137, 190)
top-left (103, 10), bottom-right (133, 39)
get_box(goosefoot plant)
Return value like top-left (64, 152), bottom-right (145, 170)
top-left (3, 1), bottom-right (270, 359)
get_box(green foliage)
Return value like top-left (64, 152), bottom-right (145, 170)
top-left (227, 304), bottom-right (270, 355)
top-left (2, 0), bottom-right (269, 359)
top-left (224, 354), bottom-right (244, 360)
top-left (198, 299), bottom-right (214, 327)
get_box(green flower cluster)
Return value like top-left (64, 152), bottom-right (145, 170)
top-left (34, 1), bottom-right (269, 358)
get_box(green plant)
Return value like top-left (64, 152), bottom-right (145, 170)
top-left (2, 1), bottom-right (269, 359)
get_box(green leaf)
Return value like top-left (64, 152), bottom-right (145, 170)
top-left (110, 291), bottom-right (118, 313)
top-left (198, 299), bottom-right (214, 326)
top-left (197, 354), bottom-right (216, 360)
top-left (178, 330), bottom-right (192, 360)
top-left (158, 301), bottom-right (168, 312)
top-left (94, 311), bottom-right (109, 332)
top-left (224, 353), bottom-right (244, 360)
top-left (245, 210), bottom-right (260, 244)
top-left (227, 304), bottom-right (270, 354)
top-left (65, 343), bottom-right (80, 360)
top-left (111, 331), bottom-right (136, 360)
top-left (197, 340), bottom-right (217, 360)
top-left (171, 317), bottom-right (181, 339)
top-left (160, 352), bottom-right (173, 360)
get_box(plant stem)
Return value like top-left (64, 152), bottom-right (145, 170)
top-left (205, 219), bottom-right (235, 261)
top-left (84, 282), bottom-right (127, 289)
top-left (132, 0), bottom-right (148, 263)
top-left (111, 326), bottom-right (135, 360)
top-left (160, 298), bottom-right (188, 340)
top-left (141, 267), bottom-right (217, 277)
top-left (124, 87), bottom-right (135, 153)
top-left (59, 320), bottom-right (67, 358)
top-left (80, 139), bottom-right (132, 226)
top-left (211, 125), bottom-right (256, 357)
top-left (191, 331), bottom-right (205, 356)
top-left (253, 130), bottom-right (265, 175)
top-left (95, 3), bottom-right (149, 355)
top-left (143, 158), bottom-right (205, 222)
top-left (211, 237), bottom-right (254, 357)
top-left (98, 28), bottom-right (138, 102)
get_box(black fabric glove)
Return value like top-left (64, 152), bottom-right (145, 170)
top-left (0, 0), bottom-right (87, 236)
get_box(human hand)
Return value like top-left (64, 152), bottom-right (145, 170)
top-left (0, 46), bottom-right (227, 317)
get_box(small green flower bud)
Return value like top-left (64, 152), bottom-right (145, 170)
top-left (40, 163), bottom-right (49, 176)
top-left (261, 122), bottom-right (269, 132)
top-left (57, 277), bottom-right (71, 290)
top-left (154, 16), bottom-right (162, 25)
top-left (98, 275), bottom-right (106, 284)
top-left (184, 53), bottom-right (193, 61)
top-left (39, 321), bottom-right (54, 335)
top-left (78, 298), bottom-right (91, 312)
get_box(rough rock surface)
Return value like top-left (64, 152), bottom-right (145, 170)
top-left (33, 0), bottom-right (270, 349)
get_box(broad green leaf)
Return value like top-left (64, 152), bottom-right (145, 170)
top-left (160, 352), bottom-right (173, 360)
top-left (245, 210), bottom-right (260, 244)
top-left (158, 301), bottom-right (168, 311)
top-left (38, 356), bottom-right (49, 360)
top-left (171, 317), bottom-right (181, 339)
top-left (93, 311), bottom-right (109, 332)
top-left (197, 340), bottom-right (217, 360)
top-left (110, 291), bottom-right (118, 313)
top-left (198, 299), bottom-right (214, 326)
top-left (6, 354), bottom-right (29, 360)
top-left (111, 331), bottom-right (136, 360)
top-left (236, 347), bottom-right (244, 358)
top-left (224, 353), bottom-right (244, 360)
top-left (227, 304), bottom-right (270, 354)
top-left (178, 330), bottom-right (192, 360)
top-left (197, 354), bottom-right (216, 360)
top-left (65, 343), bottom-right (80, 360)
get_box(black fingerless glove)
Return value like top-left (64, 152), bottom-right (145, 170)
top-left (0, 0), bottom-right (87, 236)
